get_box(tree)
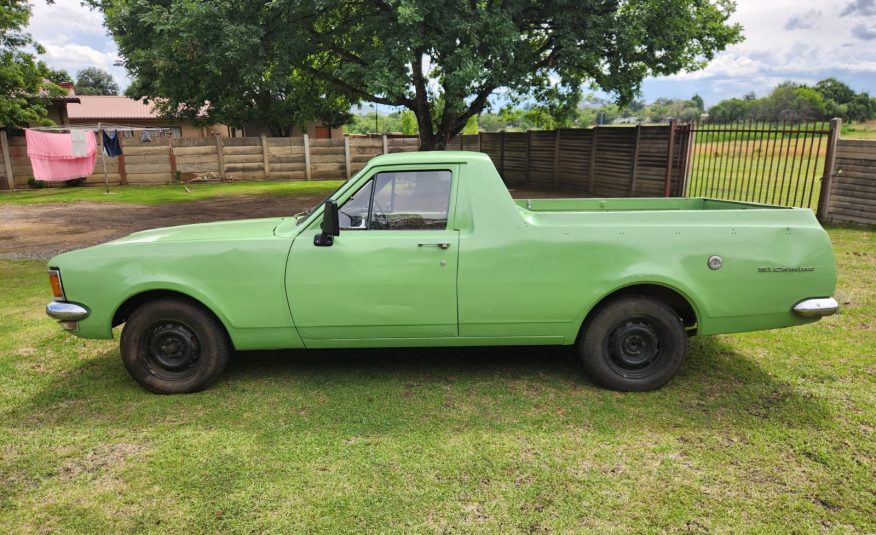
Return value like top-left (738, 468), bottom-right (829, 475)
top-left (46, 67), bottom-right (73, 85)
top-left (74, 67), bottom-right (120, 96)
top-left (92, 0), bottom-right (741, 149)
top-left (0, 1), bottom-right (65, 127)
top-left (815, 78), bottom-right (855, 105)
top-left (691, 94), bottom-right (705, 112)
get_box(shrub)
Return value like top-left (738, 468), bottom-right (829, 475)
top-left (27, 177), bottom-right (45, 189)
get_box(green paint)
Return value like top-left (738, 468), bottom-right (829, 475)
top-left (47, 151), bottom-right (837, 349)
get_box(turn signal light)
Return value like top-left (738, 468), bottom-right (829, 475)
top-left (48, 269), bottom-right (65, 300)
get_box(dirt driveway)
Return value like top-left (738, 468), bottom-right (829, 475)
top-left (0, 194), bottom-right (323, 260)
top-left (0, 186), bottom-right (571, 260)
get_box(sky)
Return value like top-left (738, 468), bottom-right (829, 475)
top-left (26, 0), bottom-right (876, 109)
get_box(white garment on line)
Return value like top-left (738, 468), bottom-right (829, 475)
top-left (70, 130), bottom-right (88, 157)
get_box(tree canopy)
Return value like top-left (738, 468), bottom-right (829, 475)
top-left (708, 79), bottom-right (875, 123)
top-left (0, 0), bottom-right (65, 127)
top-left (74, 67), bottom-right (120, 96)
top-left (92, 0), bottom-right (741, 148)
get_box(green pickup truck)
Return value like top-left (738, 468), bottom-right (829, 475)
top-left (46, 151), bottom-right (838, 394)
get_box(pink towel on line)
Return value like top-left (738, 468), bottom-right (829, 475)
top-left (25, 129), bottom-right (98, 181)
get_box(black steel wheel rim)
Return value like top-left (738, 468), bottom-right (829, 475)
top-left (140, 321), bottom-right (201, 379)
top-left (605, 316), bottom-right (664, 379)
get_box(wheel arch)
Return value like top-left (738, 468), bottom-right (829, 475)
top-left (576, 282), bottom-right (700, 342)
top-left (112, 289), bottom-right (231, 340)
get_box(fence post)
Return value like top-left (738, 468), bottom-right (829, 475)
top-left (478, 132), bottom-right (484, 153)
top-left (588, 127), bottom-right (598, 193)
top-left (1, 131), bottom-right (15, 191)
top-left (629, 125), bottom-right (641, 196)
top-left (681, 124), bottom-right (695, 197)
top-left (215, 135), bottom-right (226, 179)
top-left (303, 133), bottom-right (312, 180)
top-left (168, 136), bottom-right (177, 182)
top-left (663, 120), bottom-right (677, 197)
top-left (552, 129), bottom-right (562, 188)
top-left (499, 131), bottom-right (505, 178)
top-left (816, 118), bottom-right (842, 221)
top-left (382, 134), bottom-right (388, 154)
top-left (525, 130), bottom-right (532, 186)
top-left (260, 134), bottom-right (270, 178)
top-left (118, 135), bottom-right (127, 185)
top-left (344, 136), bottom-right (351, 180)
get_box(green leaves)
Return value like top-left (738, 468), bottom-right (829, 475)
top-left (98, 0), bottom-right (742, 147)
top-left (0, 1), bottom-right (64, 127)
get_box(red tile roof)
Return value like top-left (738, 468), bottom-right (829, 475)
top-left (67, 96), bottom-right (161, 120)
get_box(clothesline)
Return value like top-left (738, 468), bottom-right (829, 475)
top-left (25, 122), bottom-right (179, 194)
top-left (29, 124), bottom-right (174, 133)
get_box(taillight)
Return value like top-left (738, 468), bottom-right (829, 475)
top-left (48, 269), bottom-right (65, 300)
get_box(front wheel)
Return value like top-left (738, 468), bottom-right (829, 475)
top-left (579, 296), bottom-right (687, 391)
top-left (120, 298), bottom-right (230, 394)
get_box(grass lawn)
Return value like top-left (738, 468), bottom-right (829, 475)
top-left (0, 179), bottom-right (344, 206)
top-left (1, 228), bottom-right (874, 532)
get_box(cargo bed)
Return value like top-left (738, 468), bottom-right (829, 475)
top-left (514, 197), bottom-right (792, 213)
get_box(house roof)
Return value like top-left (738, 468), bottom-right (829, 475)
top-left (67, 96), bottom-right (161, 120)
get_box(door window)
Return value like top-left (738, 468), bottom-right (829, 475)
top-left (338, 170), bottom-right (452, 230)
top-left (370, 170), bottom-right (452, 230)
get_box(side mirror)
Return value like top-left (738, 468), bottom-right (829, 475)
top-left (314, 199), bottom-right (340, 246)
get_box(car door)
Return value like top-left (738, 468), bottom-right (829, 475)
top-left (286, 167), bottom-right (460, 344)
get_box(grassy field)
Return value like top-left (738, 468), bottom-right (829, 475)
top-left (0, 227), bottom-right (873, 532)
top-left (687, 137), bottom-right (827, 209)
top-left (0, 179), bottom-right (344, 206)
top-left (843, 120), bottom-right (876, 140)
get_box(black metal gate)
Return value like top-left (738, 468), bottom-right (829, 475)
top-left (685, 120), bottom-right (838, 211)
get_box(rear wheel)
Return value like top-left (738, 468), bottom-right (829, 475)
top-left (120, 298), bottom-right (230, 394)
top-left (579, 295), bottom-right (687, 391)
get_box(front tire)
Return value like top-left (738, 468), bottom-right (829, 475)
top-left (120, 298), bottom-right (230, 394)
top-left (579, 295), bottom-right (687, 391)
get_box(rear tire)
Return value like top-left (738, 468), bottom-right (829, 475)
top-left (579, 295), bottom-right (687, 391)
top-left (120, 298), bottom-right (230, 394)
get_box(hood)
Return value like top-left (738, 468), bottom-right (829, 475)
top-left (104, 217), bottom-right (286, 246)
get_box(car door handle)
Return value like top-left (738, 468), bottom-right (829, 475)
top-left (418, 242), bottom-right (451, 250)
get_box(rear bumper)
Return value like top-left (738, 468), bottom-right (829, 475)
top-left (793, 297), bottom-right (839, 318)
top-left (46, 302), bottom-right (90, 321)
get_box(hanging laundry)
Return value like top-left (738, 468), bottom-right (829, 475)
top-left (70, 130), bottom-right (88, 157)
top-left (25, 129), bottom-right (97, 181)
top-left (102, 130), bottom-right (123, 157)
top-left (140, 130), bottom-right (152, 142)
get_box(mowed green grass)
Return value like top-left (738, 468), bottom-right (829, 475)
top-left (687, 137), bottom-right (827, 209)
top-left (0, 179), bottom-right (344, 206)
top-left (1, 229), bottom-right (874, 533)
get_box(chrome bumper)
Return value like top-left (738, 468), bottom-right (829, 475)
top-left (46, 301), bottom-right (90, 321)
top-left (793, 297), bottom-right (839, 318)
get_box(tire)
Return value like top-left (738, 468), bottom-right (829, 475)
top-left (579, 295), bottom-right (687, 392)
top-left (120, 298), bottom-right (230, 394)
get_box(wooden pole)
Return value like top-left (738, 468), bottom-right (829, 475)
top-left (629, 125), bottom-right (641, 196)
top-left (817, 117), bottom-right (842, 221)
top-left (98, 123), bottom-right (110, 193)
top-left (168, 135), bottom-right (178, 183)
top-left (382, 134), bottom-right (388, 154)
top-left (1, 131), bottom-right (16, 191)
top-left (499, 131), bottom-right (505, 178)
top-left (215, 135), bottom-right (226, 179)
top-left (552, 129), bottom-right (562, 188)
top-left (261, 134), bottom-right (270, 178)
top-left (344, 136), bottom-right (351, 180)
top-left (663, 120), bottom-right (677, 197)
top-left (588, 127), bottom-right (598, 193)
top-left (525, 130), bottom-right (532, 186)
top-left (303, 133), bottom-right (312, 180)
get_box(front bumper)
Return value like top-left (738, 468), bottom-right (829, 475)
top-left (46, 302), bottom-right (90, 330)
top-left (792, 297), bottom-right (839, 318)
